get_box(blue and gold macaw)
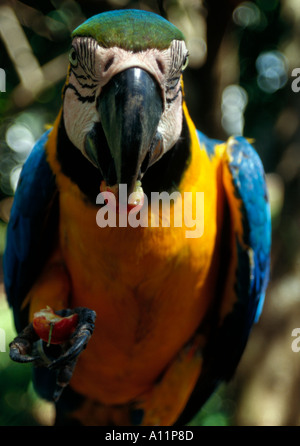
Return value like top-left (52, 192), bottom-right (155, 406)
top-left (3, 9), bottom-right (271, 426)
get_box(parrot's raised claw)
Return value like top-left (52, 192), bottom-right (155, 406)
top-left (52, 357), bottom-right (79, 402)
top-left (49, 307), bottom-right (97, 370)
top-left (47, 307), bottom-right (96, 401)
top-left (9, 307), bottom-right (96, 401)
top-left (9, 323), bottom-right (41, 363)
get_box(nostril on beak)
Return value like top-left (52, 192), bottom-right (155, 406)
top-left (104, 57), bottom-right (115, 72)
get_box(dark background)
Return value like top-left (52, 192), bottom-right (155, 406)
top-left (0, 0), bottom-right (300, 426)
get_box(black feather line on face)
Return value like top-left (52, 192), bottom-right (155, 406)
top-left (73, 37), bottom-right (98, 80)
top-left (169, 40), bottom-right (184, 77)
top-left (72, 73), bottom-right (87, 80)
top-left (70, 66), bottom-right (98, 83)
top-left (63, 82), bottom-right (96, 103)
top-left (166, 81), bottom-right (180, 92)
top-left (166, 86), bottom-right (182, 105)
top-left (75, 80), bottom-right (98, 89)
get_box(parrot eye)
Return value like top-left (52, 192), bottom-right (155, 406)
top-left (182, 52), bottom-right (189, 71)
top-left (69, 48), bottom-right (78, 67)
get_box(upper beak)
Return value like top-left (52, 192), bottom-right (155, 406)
top-left (86, 67), bottom-right (163, 196)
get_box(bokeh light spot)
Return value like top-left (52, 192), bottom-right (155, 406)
top-left (10, 165), bottom-right (22, 192)
top-left (221, 85), bottom-right (248, 135)
top-left (5, 123), bottom-right (35, 158)
top-left (233, 2), bottom-right (261, 28)
top-left (256, 51), bottom-right (288, 93)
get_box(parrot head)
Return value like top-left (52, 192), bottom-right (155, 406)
top-left (62, 9), bottom-right (189, 208)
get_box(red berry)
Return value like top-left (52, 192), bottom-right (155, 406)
top-left (33, 307), bottom-right (78, 345)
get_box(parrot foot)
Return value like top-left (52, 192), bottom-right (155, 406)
top-left (9, 322), bottom-right (40, 363)
top-left (9, 307), bottom-right (96, 401)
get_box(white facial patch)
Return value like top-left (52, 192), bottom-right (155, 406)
top-left (63, 37), bottom-right (188, 166)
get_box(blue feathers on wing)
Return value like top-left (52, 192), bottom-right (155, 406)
top-left (3, 129), bottom-right (57, 332)
top-left (228, 136), bottom-right (271, 325)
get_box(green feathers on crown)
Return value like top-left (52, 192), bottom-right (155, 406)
top-left (72, 9), bottom-right (185, 51)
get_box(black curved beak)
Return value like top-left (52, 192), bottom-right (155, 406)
top-left (86, 67), bottom-right (163, 195)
